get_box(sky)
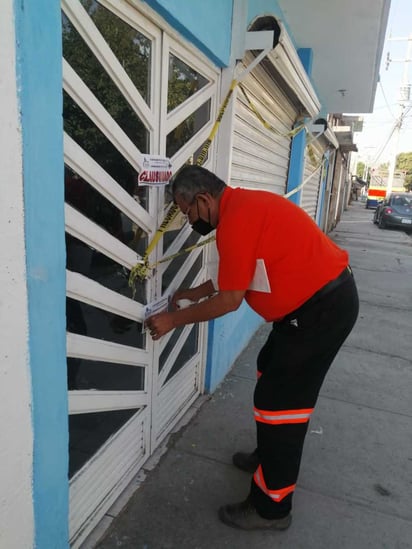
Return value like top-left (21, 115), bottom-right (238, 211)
top-left (353, 0), bottom-right (412, 167)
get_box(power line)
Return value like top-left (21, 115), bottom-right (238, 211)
top-left (378, 80), bottom-right (396, 119)
top-left (369, 104), bottom-right (412, 165)
top-left (371, 123), bottom-right (397, 164)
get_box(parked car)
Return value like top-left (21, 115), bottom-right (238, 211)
top-left (373, 193), bottom-right (412, 231)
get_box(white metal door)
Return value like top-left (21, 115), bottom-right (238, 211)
top-left (61, 1), bottom-right (219, 546)
top-left (153, 32), bottom-right (218, 447)
top-left (231, 52), bottom-right (298, 194)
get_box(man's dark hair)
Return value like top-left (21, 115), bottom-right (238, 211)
top-left (172, 165), bottom-right (226, 203)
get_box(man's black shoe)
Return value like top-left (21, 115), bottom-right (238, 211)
top-left (232, 450), bottom-right (259, 473)
top-left (218, 498), bottom-right (292, 531)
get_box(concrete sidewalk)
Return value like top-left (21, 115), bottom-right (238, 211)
top-left (92, 201), bottom-right (412, 549)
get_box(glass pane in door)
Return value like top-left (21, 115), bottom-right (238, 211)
top-left (165, 324), bottom-right (199, 384)
top-left (161, 231), bottom-right (202, 292)
top-left (68, 357), bottom-right (145, 391)
top-left (67, 297), bottom-right (145, 349)
top-left (69, 408), bottom-right (137, 478)
top-left (166, 99), bottom-right (211, 158)
top-left (168, 54), bottom-right (209, 112)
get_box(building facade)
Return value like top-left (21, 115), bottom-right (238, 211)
top-left (1, 0), bottom-right (389, 546)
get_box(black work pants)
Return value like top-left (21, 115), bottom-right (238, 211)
top-left (249, 273), bottom-right (359, 518)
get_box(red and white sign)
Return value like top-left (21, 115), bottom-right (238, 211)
top-left (138, 155), bottom-right (173, 186)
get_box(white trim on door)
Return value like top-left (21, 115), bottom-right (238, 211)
top-left (67, 332), bottom-right (148, 366)
top-left (65, 203), bottom-right (139, 269)
top-left (69, 390), bottom-right (148, 414)
top-left (66, 270), bottom-right (146, 321)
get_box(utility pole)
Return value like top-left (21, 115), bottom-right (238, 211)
top-left (385, 36), bottom-right (412, 197)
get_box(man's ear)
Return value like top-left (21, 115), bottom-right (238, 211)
top-left (196, 192), bottom-right (213, 207)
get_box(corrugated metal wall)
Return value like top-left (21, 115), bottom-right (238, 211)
top-left (231, 53), bottom-right (298, 194)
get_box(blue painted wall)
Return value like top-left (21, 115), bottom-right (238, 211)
top-left (143, 0), bottom-right (233, 66)
top-left (205, 303), bottom-right (263, 393)
top-left (286, 48), bottom-right (314, 205)
top-left (286, 128), bottom-right (306, 205)
top-left (14, 0), bottom-right (69, 546)
top-left (298, 48), bottom-right (313, 78)
top-left (248, 0), bottom-right (284, 23)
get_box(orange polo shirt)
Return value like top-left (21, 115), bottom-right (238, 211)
top-left (216, 187), bottom-right (349, 321)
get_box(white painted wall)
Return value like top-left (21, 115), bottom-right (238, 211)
top-left (0, 1), bottom-right (34, 547)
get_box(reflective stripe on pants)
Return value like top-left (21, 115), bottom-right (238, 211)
top-left (254, 465), bottom-right (296, 502)
top-left (254, 407), bottom-right (313, 425)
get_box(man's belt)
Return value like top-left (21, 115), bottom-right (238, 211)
top-left (304, 265), bottom-right (353, 309)
top-left (275, 266), bottom-right (353, 325)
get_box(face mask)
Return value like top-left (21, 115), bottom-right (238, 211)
top-left (191, 200), bottom-right (214, 236)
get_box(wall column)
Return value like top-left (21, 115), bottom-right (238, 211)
top-left (14, 0), bottom-right (69, 546)
top-left (286, 48), bottom-right (313, 205)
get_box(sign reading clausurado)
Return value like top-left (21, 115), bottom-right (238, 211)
top-left (138, 155), bottom-right (173, 186)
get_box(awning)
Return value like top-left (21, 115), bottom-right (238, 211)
top-left (246, 16), bottom-right (321, 119)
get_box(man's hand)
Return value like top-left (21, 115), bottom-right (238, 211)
top-left (146, 287), bottom-right (245, 341)
top-left (146, 312), bottom-right (176, 340)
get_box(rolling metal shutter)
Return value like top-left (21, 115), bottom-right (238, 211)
top-left (301, 138), bottom-right (326, 219)
top-left (231, 53), bottom-right (299, 195)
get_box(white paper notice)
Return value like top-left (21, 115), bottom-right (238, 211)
top-left (138, 155), bottom-right (172, 186)
top-left (144, 295), bottom-right (170, 322)
top-left (248, 259), bottom-right (271, 293)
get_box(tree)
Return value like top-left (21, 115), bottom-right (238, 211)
top-left (396, 152), bottom-right (412, 190)
top-left (356, 161), bottom-right (365, 178)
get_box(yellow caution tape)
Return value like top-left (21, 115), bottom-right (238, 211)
top-left (140, 235), bottom-right (216, 274)
top-left (238, 84), bottom-right (306, 139)
top-left (129, 202), bottom-right (180, 292)
top-left (306, 142), bottom-right (319, 167)
top-left (196, 78), bottom-right (238, 166)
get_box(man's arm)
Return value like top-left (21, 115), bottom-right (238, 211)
top-left (146, 289), bottom-right (245, 340)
